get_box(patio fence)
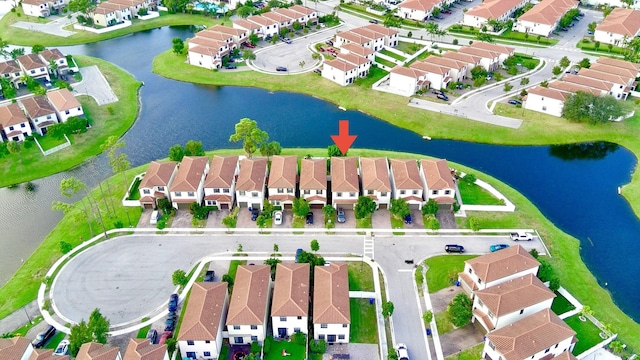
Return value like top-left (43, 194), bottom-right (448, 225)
top-left (35, 134), bottom-right (71, 156)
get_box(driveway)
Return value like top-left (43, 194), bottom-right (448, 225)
top-left (170, 209), bottom-right (193, 228)
top-left (206, 209), bottom-right (229, 228)
top-left (440, 323), bottom-right (485, 357)
top-left (11, 14), bottom-right (79, 37)
top-left (236, 207), bottom-right (258, 228)
top-left (72, 65), bottom-right (118, 105)
top-left (372, 209), bottom-right (392, 229)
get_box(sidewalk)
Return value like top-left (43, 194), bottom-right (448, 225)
top-left (0, 299), bottom-right (39, 335)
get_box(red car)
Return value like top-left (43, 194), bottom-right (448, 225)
top-left (244, 43), bottom-right (255, 48)
top-left (159, 331), bottom-right (172, 345)
top-left (443, 10), bottom-right (452, 14)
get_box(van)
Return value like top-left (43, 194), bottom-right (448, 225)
top-left (150, 210), bottom-right (160, 225)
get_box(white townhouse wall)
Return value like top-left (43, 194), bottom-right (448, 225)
top-left (594, 8), bottom-right (640, 46)
top-left (513, 0), bottom-right (579, 37)
top-left (39, 48), bottom-right (69, 75)
top-left (204, 155), bottom-right (239, 209)
top-left (340, 43), bottom-right (375, 62)
top-left (188, 46), bottom-right (223, 70)
top-left (397, 0), bottom-right (438, 21)
top-left (389, 159), bottom-right (424, 210)
top-left (267, 155), bottom-right (298, 208)
top-left (262, 11), bottom-right (293, 30)
top-left (21, 0), bottom-right (50, 17)
top-left (178, 282), bottom-right (228, 360)
top-left (423, 55), bottom-right (468, 82)
top-left (271, 263), bottom-right (310, 338)
top-left (470, 42), bottom-right (515, 66)
top-left (472, 274), bottom-right (555, 332)
top-left (337, 53), bottom-right (372, 78)
top-left (0, 337), bottom-right (34, 360)
top-left (17, 54), bottom-right (50, 82)
top-left (410, 62), bottom-right (451, 90)
top-left (208, 25), bottom-right (250, 46)
top-left (457, 46), bottom-right (500, 72)
top-left (20, 95), bottom-right (59, 136)
top-left (419, 158), bottom-right (456, 204)
top-left (442, 51), bottom-right (481, 77)
top-left (349, 27), bottom-right (386, 51)
top-left (482, 309), bottom-right (576, 360)
top-left (235, 157), bottom-right (268, 210)
top-left (462, 0), bottom-right (529, 28)
top-left (458, 245), bottom-right (541, 297)
top-left (322, 59), bottom-right (359, 86)
top-left (196, 29), bottom-right (235, 49)
top-left (137, 161), bottom-right (178, 209)
top-left (232, 19), bottom-right (262, 38)
top-left (388, 66), bottom-right (429, 96)
top-left (299, 158), bottom-right (328, 207)
top-left (169, 156), bottom-right (210, 208)
top-left (363, 23), bottom-right (399, 48)
top-left (247, 15), bottom-right (280, 38)
top-left (289, 5), bottom-right (318, 25)
top-left (46, 88), bottom-right (83, 123)
top-left (226, 265), bottom-right (272, 345)
top-left (577, 67), bottom-right (635, 99)
top-left (313, 263), bottom-right (350, 344)
top-left (582, 0), bottom-right (640, 9)
top-left (331, 157), bottom-right (360, 209)
top-left (335, 31), bottom-right (373, 50)
top-left (359, 157), bottom-right (392, 209)
top-left (524, 86), bottom-right (567, 117)
top-left (0, 103), bottom-right (32, 142)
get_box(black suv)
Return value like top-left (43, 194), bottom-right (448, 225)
top-left (445, 244), bottom-right (465, 253)
top-left (32, 325), bottom-right (56, 348)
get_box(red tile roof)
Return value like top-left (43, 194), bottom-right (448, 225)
top-left (226, 265), bottom-right (271, 326)
top-left (360, 157), bottom-right (391, 192)
top-left (236, 158), bottom-right (267, 192)
top-left (0, 102), bottom-right (28, 128)
top-left (390, 65), bottom-right (426, 79)
top-left (420, 159), bottom-right (455, 190)
top-left (331, 157), bottom-right (359, 192)
top-left (517, 0), bottom-right (578, 26)
top-left (313, 263), bottom-right (350, 324)
top-left (595, 8), bottom-right (640, 37)
top-left (268, 155), bottom-right (298, 189)
top-left (140, 161), bottom-right (178, 189)
top-left (17, 53), bottom-right (46, 71)
top-left (474, 274), bottom-right (555, 317)
top-left (271, 263), bottom-right (310, 317)
top-left (46, 88), bottom-right (81, 111)
top-left (75, 342), bottom-right (120, 360)
top-left (466, 245), bottom-right (540, 284)
top-left (465, 0), bottom-right (524, 20)
top-left (20, 95), bottom-right (56, 119)
top-left (205, 155), bottom-right (238, 189)
top-left (390, 159), bottom-right (422, 190)
top-left (169, 156), bottom-right (209, 192)
top-left (0, 337), bottom-right (32, 360)
top-left (299, 158), bottom-right (327, 190)
top-left (178, 282), bottom-right (228, 341)
top-left (122, 338), bottom-right (167, 360)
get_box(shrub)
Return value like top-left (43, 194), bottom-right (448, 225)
top-left (423, 310), bottom-right (433, 325)
top-left (468, 217), bottom-right (481, 231)
top-left (309, 339), bottom-right (327, 354)
top-left (447, 293), bottom-right (472, 327)
top-left (250, 341), bottom-right (261, 354)
top-left (60, 241), bottom-right (73, 254)
top-left (463, 173), bottom-right (476, 183)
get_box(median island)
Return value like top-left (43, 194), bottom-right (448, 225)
top-left (0, 147), bottom-right (638, 352)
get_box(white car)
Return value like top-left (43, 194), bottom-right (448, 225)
top-left (273, 211), bottom-right (283, 225)
top-left (510, 231), bottom-right (533, 241)
top-left (396, 343), bottom-right (409, 360)
top-left (54, 340), bottom-right (70, 356)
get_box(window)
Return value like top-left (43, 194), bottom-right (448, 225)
top-left (280, 317), bottom-right (287, 322)
top-left (400, 190), bottom-right (406, 195)
top-left (337, 192), bottom-right (342, 197)
top-left (349, 192), bottom-right (356, 197)
top-left (304, 190), bottom-right (310, 195)
top-left (233, 325), bottom-right (240, 330)
top-left (468, 268), bottom-right (472, 274)
top-left (368, 190), bottom-right (374, 195)
top-left (287, 188), bottom-right (293, 193)
top-left (278, 188), bottom-right (284, 193)
top-left (412, 190), bottom-right (418, 195)
top-left (488, 311), bottom-right (494, 319)
top-left (9, 126), bottom-right (13, 131)
top-left (555, 344), bottom-right (559, 348)
top-left (445, 190), bottom-right (451, 195)
top-left (187, 340), bottom-right (195, 345)
top-left (321, 324), bottom-right (328, 328)
top-left (542, 106), bottom-right (547, 111)
top-left (31, 70), bottom-right (35, 74)
top-left (47, 115), bottom-right (51, 119)
top-left (319, 334), bottom-right (325, 340)
top-left (478, 278), bottom-right (482, 284)
top-left (234, 337), bottom-right (243, 344)
top-left (318, 190), bottom-right (323, 194)
top-left (520, 309), bottom-right (524, 315)
top-left (294, 327), bottom-right (301, 333)
top-left (20, 123), bottom-right (25, 128)
top-left (204, 352), bottom-right (211, 356)
top-left (158, 186), bottom-right (164, 191)
top-left (381, 192), bottom-right (387, 196)
top-left (239, 191), bottom-right (246, 196)
top-left (252, 192), bottom-right (258, 197)
top-left (251, 325), bottom-right (258, 330)
top-left (175, 192), bottom-right (182, 197)
top-left (65, 110), bottom-right (70, 115)
top-left (223, 188), bottom-right (229, 193)
top-left (297, 316), bottom-right (302, 320)
top-left (489, 342), bottom-right (496, 350)
top-left (432, 190), bottom-right (438, 195)
top-left (187, 192), bottom-right (195, 197)
top-left (342, 324), bottom-right (347, 328)
top-left (338, 334), bottom-right (345, 340)
top-left (205, 340), bottom-right (210, 344)
top-left (545, 348), bottom-right (550, 353)
top-left (251, 336), bottom-right (258, 341)
top-left (143, 189), bottom-right (150, 194)
top-left (214, 188), bottom-right (220, 193)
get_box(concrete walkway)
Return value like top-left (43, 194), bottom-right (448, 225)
top-left (408, 98), bottom-right (523, 129)
top-left (0, 299), bottom-right (39, 335)
top-left (72, 65), bottom-right (119, 105)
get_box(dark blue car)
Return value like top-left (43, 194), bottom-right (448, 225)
top-left (404, 214), bottom-right (412, 224)
top-left (168, 293), bottom-right (178, 312)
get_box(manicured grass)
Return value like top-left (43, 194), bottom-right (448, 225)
top-left (228, 259), bottom-right (246, 281)
top-left (390, 215), bottom-right (404, 230)
top-left (396, 41), bottom-right (422, 55)
top-left (0, 56), bottom-right (141, 188)
top-left (10, 315), bottom-right (43, 336)
top-left (219, 345), bottom-right (230, 360)
top-left (0, 163), bottom-right (144, 320)
top-left (435, 311), bottom-right (454, 335)
top-left (458, 180), bottom-right (503, 205)
top-left (565, 314), bottom-right (604, 355)
top-left (292, 217), bottom-right (305, 228)
top-left (354, 66), bottom-right (389, 88)
top-left (265, 340), bottom-right (306, 360)
top-left (379, 49), bottom-right (406, 61)
top-left (0, 10), bottom-right (219, 46)
top-left (348, 261), bottom-right (374, 292)
top-left (35, 135), bottom-right (68, 151)
top-left (350, 298), bottom-right (379, 343)
top-left (375, 56), bottom-right (396, 68)
top-left (44, 331), bottom-right (66, 349)
top-left (127, 177), bottom-right (142, 200)
top-left (551, 291), bottom-right (576, 316)
top-left (356, 216), bottom-right (372, 229)
top-left (448, 26), bottom-right (558, 45)
top-left (445, 343), bottom-right (484, 360)
top-left (424, 255), bottom-right (476, 293)
top-left (576, 39), bottom-right (626, 55)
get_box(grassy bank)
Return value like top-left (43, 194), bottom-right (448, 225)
top-left (0, 56), bottom-right (141, 187)
top-left (0, 8), bottom-right (218, 46)
top-left (152, 50), bottom-right (640, 223)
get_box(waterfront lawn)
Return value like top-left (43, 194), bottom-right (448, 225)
top-left (350, 298), bottom-right (379, 343)
top-left (36, 135), bottom-right (69, 151)
top-left (565, 314), bottom-right (603, 355)
top-left (458, 181), bottom-right (503, 205)
top-left (445, 343), bottom-right (484, 360)
top-left (0, 10), bottom-right (218, 46)
top-left (0, 56), bottom-right (141, 188)
top-left (424, 255), bottom-right (476, 293)
top-left (354, 66), bottom-right (389, 88)
top-left (348, 261), bottom-right (374, 292)
top-left (551, 291), bottom-right (576, 316)
top-left (265, 340), bottom-right (305, 360)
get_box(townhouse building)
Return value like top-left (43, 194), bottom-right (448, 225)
top-left (203, 155), bottom-right (239, 209)
top-left (423, 55), bottom-right (468, 83)
top-left (388, 66), bottom-right (429, 96)
top-left (21, 0), bottom-right (50, 17)
top-left (46, 88), bottom-right (84, 123)
top-left (0, 103), bottom-right (32, 142)
top-left (513, 0), bottom-right (579, 37)
top-left (246, 15), bottom-right (280, 38)
top-left (168, 156), bottom-right (210, 209)
top-left (267, 155), bottom-right (298, 208)
top-left (30, 348), bottom-right (70, 360)
top-left (20, 95), bottom-right (59, 136)
top-left (470, 42), bottom-right (515, 65)
top-left (340, 43), bottom-right (375, 62)
top-left (39, 48), bottom-right (69, 76)
top-left (17, 54), bottom-right (50, 82)
top-left (577, 67), bottom-right (635, 99)
top-left (594, 8), bottom-right (640, 46)
top-left (76, 343), bottom-right (122, 360)
top-left (330, 157), bottom-right (360, 209)
top-left (389, 158), bottom-right (424, 210)
top-left (359, 157), bottom-right (391, 209)
top-left (262, 11), bottom-right (293, 31)
top-left (123, 338), bottom-right (168, 360)
top-left (410, 61), bottom-right (451, 90)
top-left (299, 158), bottom-right (328, 208)
top-left (313, 263), bottom-right (350, 344)
top-left (196, 29), bottom-right (235, 50)
top-left (419, 159), bottom-right (456, 205)
top-left (232, 19), bottom-right (261, 37)
top-left (523, 86), bottom-right (570, 117)
top-left (0, 337), bottom-right (34, 360)
top-left (442, 51), bottom-right (481, 78)
top-left (235, 157), bottom-right (268, 211)
top-left (187, 36), bottom-right (231, 70)
top-left (226, 265), bottom-right (272, 345)
top-left (208, 25), bottom-right (249, 46)
top-left (271, 263), bottom-right (310, 338)
top-left (397, 0), bottom-right (442, 21)
top-left (0, 60), bottom-right (24, 90)
top-left (289, 5), bottom-right (317, 25)
top-left (463, 0), bottom-right (529, 29)
top-left (138, 161), bottom-right (178, 209)
top-left (457, 46), bottom-right (501, 72)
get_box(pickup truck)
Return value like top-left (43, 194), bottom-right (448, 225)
top-left (510, 232), bottom-right (533, 241)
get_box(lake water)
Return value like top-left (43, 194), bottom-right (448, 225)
top-left (1, 26), bottom-right (639, 321)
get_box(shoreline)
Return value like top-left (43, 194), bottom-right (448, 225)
top-left (0, 148), bottom-right (637, 351)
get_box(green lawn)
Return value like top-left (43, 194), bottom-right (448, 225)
top-left (375, 56), bottom-right (396, 68)
top-left (9, 315), bottom-right (43, 336)
top-left (127, 177), bottom-right (142, 200)
top-left (350, 298), bottom-right (379, 343)
top-left (0, 9), bottom-right (219, 46)
top-left (354, 66), bottom-right (389, 88)
top-left (136, 322), bottom-right (152, 338)
top-left (44, 331), bottom-right (66, 349)
top-left (390, 215), bottom-right (404, 230)
top-left (265, 340), bottom-right (306, 360)
top-left (425, 255), bottom-right (476, 293)
top-left (576, 39), bottom-right (626, 55)
top-left (348, 262), bottom-right (374, 292)
top-left (396, 41), bottom-right (423, 55)
top-left (565, 314), bottom-right (604, 355)
top-left (292, 217), bottom-right (305, 229)
top-left (458, 180), bottom-right (504, 205)
top-left (448, 26), bottom-right (557, 46)
top-left (379, 49), bottom-right (406, 61)
top-left (551, 291), bottom-right (576, 316)
top-left (0, 56), bottom-right (141, 188)
top-left (445, 343), bottom-right (484, 360)
top-left (228, 259), bottom-right (246, 281)
top-left (356, 216), bottom-right (372, 229)
top-left (435, 311), bottom-right (454, 335)
top-left (35, 135), bottom-right (68, 151)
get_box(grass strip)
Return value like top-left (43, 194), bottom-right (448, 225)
top-left (348, 261), bottom-right (374, 292)
top-left (350, 298), bottom-right (379, 344)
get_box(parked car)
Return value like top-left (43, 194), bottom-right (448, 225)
top-left (587, 30), bottom-right (594, 35)
top-left (337, 208), bottom-right (346, 223)
top-left (54, 340), bottom-right (69, 356)
top-left (295, 248), bottom-right (303, 263)
top-left (204, 270), bottom-right (215, 282)
top-left (168, 293), bottom-right (178, 312)
top-left (437, 94), bottom-right (449, 101)
top-left (431, 89), bottom-right (440, 94)
top-left (404, 214), bottom-right (412, 224)
top-left (159, 331), bottom-right (172, 345)
top-left (32, 325), bottom-right (56, 348)
top-left (165, 315), bottom-right (177, 332)
top-left (508, 99), bottom-right (522, 105)
top-left (281, 37), bottom-right (292, 44)
top-left (369, 19), bottom-right (379, 24)
top-left (306, 211), bottom-right (314, 224)
top-left (510, 231), bottom-right (533, 241)
top-left (326, 40), bottom-right (334, 46)
top-left (490, 244), bottom-right (510, 252)
top-left (274, 210), bottom-right (283, 225)
top-left (244, 42), bottom-right (255, 48)
top-left (445, 244), bottom-right (465, 253)
top-left (434, 15), bottom-right (444, 19)
top-left (314, 69), bottom-right (322, 74)
top-left (146, 329), bottom-right (158, 344)
top-left (226, 64), bottom-right (237, 69)
top-left (396, 343), bottom-right (410, 360)
top-left (150, 210), bottom-right (160, 225)
top-left (276, 66), bottom-right (288, 72)
top-left (251, 208), bottom-right (260, 220)
top-left (443, 10), bottom-right (452, 14)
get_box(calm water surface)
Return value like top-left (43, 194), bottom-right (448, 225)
top-left (1, 26), bottom-right (639, 321)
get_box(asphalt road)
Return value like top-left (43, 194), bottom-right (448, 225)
top-left (51, 232), bottom-right (543, 359)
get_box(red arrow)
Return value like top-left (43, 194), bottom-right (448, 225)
top-left (331, 120), bottom-right (357, 155)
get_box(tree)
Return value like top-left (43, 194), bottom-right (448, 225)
top-left (185, 140), bottom-right (205, 156)
top-left (243, 49), bottom-right (256, 60)
top-left (549, 277), bottom-right (560, 292)
top-left (222, 274), bottom-right (234, 288)
top-left (88, 308), bottom-right (110, 344)
top-left (623, 36), bottom-right (640, 62)
top-left (519, 77), bottom-right (529, 87)
top-left (355, 196), bottom-right (376, 219)
top-left (237, 4), bottom-right (254, 18)
top-left (229, 118), bottom-right (269, 158)
top-left (327, 144), bottom-right (344, 157)
top-left (422, 199), bottom-right (439, 216)
top-left (563, 92), bottom-right (627, 124)
top-left (68, 0), bottom-right (96, 21)
top-left (423, 310), bottom-right (433, 325)
top-left (68, 320), bottom-right (92, 356)
top-left (381, 301), bottom-right (394, 318)
top-left (389, 198), bottom-right (410, 219)
top-left (60, 241), bottom-right (73, 254)
top-left (503, 82), bottom-right (513, 92)
top-left (580, 305), bottom-right (593, 318)
top-left (322, 204), bottom-right (336, 219)
top-left (31, 44), bottom-right (45, 54)
top-left (0, 37), bottom-right (9, 58)
top-left (172, 37), bottom-right (185, 55)
top-left (382, 10), bottom-right (400, 28)
top-left (594, 41), bottom-right (600, 52)
top-left (69, 309), bottom-right (110, 356)
top-left (578, 58), bottom-right (591, 69)
top-left (609, 341), bottom-right (625, 355)
top-left (587, 21), bottom-right (597, 33)
top-left (425, 22), bottom-right (439, 42)
top-left (310, 239), bottom-right (319, 252)
top-left (552, 66), bottom-right (562, 76)
top-left (388, 348), bottom-right (399, 360)
top-left (259, 141), bottom-right (281, 160)
top-left (309, 340), bottom-right (327, 354)
top-left (6, 141), bottom-right (21, 156)
top-left (407, 31), bottom-right (413, 38)
top-left (9, 47), bottom-right (24, 59)
top-left (476, 32), bottom-right (494, 43)
top-left (172, 269), bottom-right (188, 286)
top-left (447, 293), bottom-right (472, 327)
top-left (60, 177), bottom-right (107, 237)
top-left (470, 66), bottom-right (487, 80)
top-left (537, 259), bottom-right (554, 282)
top-left (0, 78), bottom-right (17, 99)
top-left (292, 197), bottom-right (310, 217)
top-left (168, 144), bottom-right (185, 161)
